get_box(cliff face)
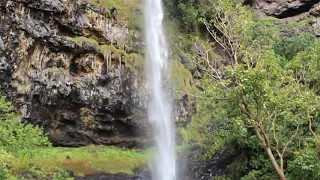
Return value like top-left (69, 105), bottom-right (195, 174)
top-left (0, 0), bottom-right (196, 148)
top-left (0, 0), bottom-right (151, 147)
top-left (0, 0), bottom-right (194, 147)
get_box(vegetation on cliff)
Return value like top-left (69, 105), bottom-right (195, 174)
top-left (83, 0), bottom-right (143, 28)
top-left (176, 0), bottom-right (320, 179)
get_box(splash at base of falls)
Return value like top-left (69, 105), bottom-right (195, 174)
top-left (144, 0), bottom-right (176, 179)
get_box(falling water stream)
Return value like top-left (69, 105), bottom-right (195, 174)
top-left (144, 0), bottom-right (176, 179)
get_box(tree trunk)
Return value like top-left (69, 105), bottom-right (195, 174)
top-left (254, 127), bottom-right (286, 180)
top-left (265, 147), bottom-right (286, 180)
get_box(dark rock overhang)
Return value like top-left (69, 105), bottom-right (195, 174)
top-left (275, 0), bottom-right (320, 18)
top-left (247, 0), bottom-right (320, 19)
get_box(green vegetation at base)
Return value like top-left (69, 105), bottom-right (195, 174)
top-left (4, 146), bottom-right (148, 177)
top-left (0, 96), bottom-right (148, 179)
top-left (0, 96), bottom-right (51, 155)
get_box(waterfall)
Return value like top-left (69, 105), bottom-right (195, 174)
top-left (144, 0), bottom-right (176, 179)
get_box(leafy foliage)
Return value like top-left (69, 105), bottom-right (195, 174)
top-left (273, 33), bottom-right (317, 61)
top-left (0, 96), bottom-right (15, 121)
top-left (0, 163), bottom-right (7, 180)
top-left (288, 146), bottom-right (320, 179)
top-left (0, 95), bottom-right (51, 155)
top-left (163, 0), bottom-right (212, 32)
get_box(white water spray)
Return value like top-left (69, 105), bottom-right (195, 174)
top-left (144, 0), bottom-right (176, 179)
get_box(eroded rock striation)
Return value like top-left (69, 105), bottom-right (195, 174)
top-left (0, 0), bottom-right (193, 147)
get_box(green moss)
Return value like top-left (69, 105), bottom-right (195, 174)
top-left (126, 53), bottom-right (144, 76)
top-left (99, 45), bottom-right (144, 78)
top-left (43, 68), bottom-right (65, 73)
top-left (84, 0), bottom-right (143, 28)
top-left (163, 18), bottom-right (214, 99)
top-left (68, 36), bottom-right (100, 50)
top-left (99, 45), bottom-right (113, 70)
top-left (170, 60), bottom-right (196, 97)
top-left (114, 36), bottom-right (126, 50)
top-left (131, 14), bottom-right (144, 30)
top-left (79, 108), bottom-right (95, 127)
top-left (127, 31), bottom-right (144, 54)
top-left (12, 82), bottom-right (32, 94)
top-left (99, 45), bottom-right (128, 70)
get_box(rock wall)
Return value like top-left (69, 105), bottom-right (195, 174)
top-left (0, 0), bottom-right (193, 147)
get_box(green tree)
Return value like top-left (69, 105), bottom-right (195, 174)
top-left (187, 1), bottom-right (320, 179)
top-left (202, 0), bottom-right (255, 66)
top-left (217, 51), bottom-right (319, 180)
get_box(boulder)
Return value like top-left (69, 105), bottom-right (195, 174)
top-left (310, 2), bottom-right (320, 16)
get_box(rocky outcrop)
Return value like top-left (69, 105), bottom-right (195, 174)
top-left (310, 2), bottom-right (320, 16)
top-left (252, 0), bottom-right (320, 18)
top-left (0, 0), bottom-right (194, 147)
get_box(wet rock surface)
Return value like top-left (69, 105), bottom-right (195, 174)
top-left (0, 0), bottom-right (193, 147)
top-left (178, 145), bottom-right (241, 180)
top-left (75, 172), bottom-right (151, 180)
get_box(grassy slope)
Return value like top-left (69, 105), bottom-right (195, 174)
top-left (3, 145), bottom-right (148, 177)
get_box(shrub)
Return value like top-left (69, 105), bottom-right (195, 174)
top-left (0, 163), bottom-right (6, 179)
top-left (273, 32), bottom-right (317, 60)
top-left (0, 96), bottom-right (15, 121)
top-left (288, 146), bottom-right (320, 179)
top-left (0, 95), bottom-right (51, 155)
top-left (0, 161), bottom-right (16, 180)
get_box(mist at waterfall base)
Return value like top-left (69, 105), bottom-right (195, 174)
top-left (144, 0), bottom-right (176, 179)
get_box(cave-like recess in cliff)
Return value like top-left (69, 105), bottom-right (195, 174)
top-left (276, 0), bottom-right (320, 19)
top-left (243, 0), bottom-right (253, 6)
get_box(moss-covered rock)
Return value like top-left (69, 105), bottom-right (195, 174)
top-left (83, 0), bottom-right (143, 28)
